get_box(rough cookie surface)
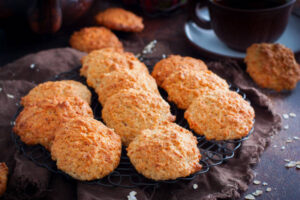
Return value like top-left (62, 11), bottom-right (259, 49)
top-left (127, 122), bottom-right (202, 180)
top-left (245, 43), bottom-right (300, 91)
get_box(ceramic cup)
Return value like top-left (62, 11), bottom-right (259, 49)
top-left (189, 0), bottom-right (296, 51)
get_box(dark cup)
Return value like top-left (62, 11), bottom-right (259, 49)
top-left (189, 0), bottom-right (296, 51)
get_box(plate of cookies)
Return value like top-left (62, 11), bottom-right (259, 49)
top-left (11, 47), bottom-right (255, 187)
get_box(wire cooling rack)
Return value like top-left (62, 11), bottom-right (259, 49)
top-left (11, 66), bottom-right (254, 188)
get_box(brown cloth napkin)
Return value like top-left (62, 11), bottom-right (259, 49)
top-left (0, 48), bottom-right (281, 200)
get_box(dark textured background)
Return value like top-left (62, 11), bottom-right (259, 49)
top-left (0, 1), bottom-right (300, 199)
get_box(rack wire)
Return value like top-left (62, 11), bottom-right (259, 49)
top-left (11, 66), bottom-right (254, 188)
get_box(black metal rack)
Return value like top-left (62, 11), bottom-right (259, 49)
top-left (11, 67), bottom-right (254, 188)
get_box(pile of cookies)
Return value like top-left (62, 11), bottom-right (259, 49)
top-left (13, 80), bottom-right (122, 181)
top-left (152, 55), bottom-right (255, 141)
top-left (81, 48), bottom-right (202, 181)
top-left (70, 8), bottom-right (144, 53)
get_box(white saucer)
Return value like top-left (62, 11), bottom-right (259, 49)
top-left (184, 12), bottom-right (300, 61)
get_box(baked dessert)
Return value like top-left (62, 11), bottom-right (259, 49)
top-left (95, 8), bottom-right (144, 32)
top-left (69, 27), bottom-right (123, 53)
top-left (95, 69), bottom-right (159, 105)
top-left (184, 90), bottom-right (255, 140)
top-left (152, 55), bottom-right (208, 86)
top-left (161, 69), bottom-right (229, 109)
top-left (127, 122), bottom-right (202, 180)
top-left (0, 163), bottom-right (8, 197)
top-left (102, 89), bottom-right (175, 146)
top-left (80, 47), bottom-right (124, 77)
top-left (14, 97), bottom-right (93, 150)
top-left (21, 80), bottom-right (91, 106)
top-left (51, 117), bottom-right (121, 181)
top-left (85, 50), bottom-right (149, 88)
top-left (245, 43), bottom-right (300, 91)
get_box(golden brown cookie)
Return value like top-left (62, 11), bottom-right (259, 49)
top-left (184, 90), bottom-right (255, 140)
top-left (70, 27), bottom-right (123, 53)
top-left (127, 122), bottom-right (201, 180)
top-left (85, 49), bottom-right (149, 88)
top-left (152, 55), bottom-right (208, 86)
top-left (21, 80), bottom-right (91, 106)
top-left (0, 163), bottom-right (8, 197)
top-left (14, 97), bottom-right (93, 150)
top-left (80, 47), bottom-right (124, 77)
top-left (161, 69), bottom-right (229, 109)
top-left (245, 43), bottom-right (300, 92)
top-left (95, 8), bottom-right (144, 32)
top-left (102, 89), bottom-right (175, 146)
top-left (51, 117), bottom-right (121, 181)
top-left (95, 69), bottom-right (159, 105)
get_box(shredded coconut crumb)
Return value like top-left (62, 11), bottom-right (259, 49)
top-left (262, 182), bottom-right (268, 186)
top-left (282, 114), bottom-right (289, 119)
top-left (193, 184), bottom-right (198, 189)
top-left (30, 63), bottom-right (35, 69)
top-left (296, 165), bottom-right (300, 169)
top-left (253, 180), bottom-right (261, 185)
top-left (266, 187), bottom-right (272, 192)
top-left (245, 194), bottom-right (255, 200)
top-left (0, 88), bottom-right (2, 92)
top-left (289, 113), bottom-right (296, 118)
top-left (162, 54), bottom-right (166, 58)
top-left (283, 125), bottom-right (289, 130)
top-left (252, 190), bottom-right (263, 197)
top-left (7, 94), bottom-right (14, 99)
top-left (273, 145), bottom-right (277, 148)
top-left (10, 121), bottom-right (15, 126)
top-left (281, 146), bottom-right (286, 150)
top-left (127, 191), bottom-right (137, 200)
top-left (285, 161), bottom-right (296, 168)
top-left (286, 139), bottom-right (293, 143)
top-left (284, 159), bottom-right (291, 162)
top-left (293, 136), bottom-right (299, 140)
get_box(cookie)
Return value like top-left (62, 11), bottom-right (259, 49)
top-left (21, 80), bottom-right (91, 106)
top-left (70, 27), bottom-right (123, 53)
top-left (14, 97), bottom-right (93, 150)
top-left (84, 49), bottom-right (149, 88)
top-left (245, 43), bottom-right (300, 91)
top-left (95, 8), bottom-right (144, 32)
top-left (95, 69), bottom-right (159, 105)
top-left (51, 117), bottom-right (121, 181)
top-left (0, 163), bottom-right (8, 197)
top-left (127, 122), bottom-right (202, 180)
top-left (184, 90), bottom-right (255, 140)
top-left (102, 89), bottom-right (175, 146)
top-left (162, 69), bottom-right (229, 109)
top-left (152, 55), bottom-right (208, 86)
top-left (80, 47), bottom-right (124, 77)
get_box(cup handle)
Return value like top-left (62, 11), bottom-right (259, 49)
top-left (188, 0), bottom-right (212, 29)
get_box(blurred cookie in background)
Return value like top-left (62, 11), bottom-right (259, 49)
top-left (95, 8), bottom-right (144, 32)
top-left (245, 43), bottom-right (300, 92)
top-left (70, 27), bottom-right (123, 53)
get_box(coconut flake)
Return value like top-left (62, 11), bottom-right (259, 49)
top-left (284, 159), bottom-right (291, 162)
top-left (289, 113), bottom-right (296, 118)
top-left (285, 161), bottom-right (296, 168)
top-left (262, 182), bottom-right (268, 186)
top-left (266, 187), bottom-right (272, 192)
top-left (283, 125), bottom-right (289, 130)
top-left (0, 88), bottom-right (2, 92)
top-left (193, 184), bottom-right (198, 189)
top-left (7, 94), bottom-right (14, 99)
top-left (30, 63), bottom-right (35, 69)
top-left (253, 180), bottom-right (261, 185)
top-left (162, 54), bottom-right (166, 59)
top-left (281, 146), bottom-right (286, 150)
top-left (293, 136), bottom-right (299, 140)
top-left (127, 191), bottom-right (137, 200)
top-left (273, 145), bottom-right (278, 148)
top-left (282, 114), bottom-right (289, 119)
top-left (296, 165), bottom-right (300, 169)
top-left (252, 190), bottom-right (263, 197)
top-left (245, 194), bottom-right (255, 200)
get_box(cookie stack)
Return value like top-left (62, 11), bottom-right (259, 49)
top-left (13, 80), bottom-right (122, 181)
top-left (152, 55), bottom-right (255, 141)
top-left (81, 49), bottom-right (202, 181)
